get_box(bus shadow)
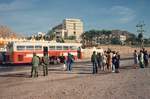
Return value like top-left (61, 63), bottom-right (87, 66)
top-left (48, 69), bottom-right (112, 75)
top-left (0, 63), bottom-right (31, 67)
top-left (120, 65), bottom-right (150, 70)
top-left (120, 65), bottom-right (136, 70)
top-left (50, 71), bottom-right (92, 75)
top-left (73, 66), bottom-right (91, 69)
top-left (48, 68), bottom-right (63, 71)
top-left (0, 73), bottom-right (30, 78)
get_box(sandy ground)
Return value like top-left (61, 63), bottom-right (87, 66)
top-left (0, 62), bottom-right (150, 99)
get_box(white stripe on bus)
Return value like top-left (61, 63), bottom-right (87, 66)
top-left (25, 54), bottom-right (43, 57)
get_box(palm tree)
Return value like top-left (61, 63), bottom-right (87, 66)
top-left (81, 29), bottom-right (112, 46)
top-left (47, 30), bottom-right (56, 41)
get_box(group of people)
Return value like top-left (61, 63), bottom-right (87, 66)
top-left (31, 47), bottom-right (149, 77)
top-left (133, 48), bottom-right (149, 69)
top-left (31, 53), bottom-right (49, 78)
top-left (60, 53), bottom-right (75, 71)
top-left (91, 50), bottom-right (120, 74)
top-left (65, 53), bottom-right (75, 71)
top-left (31, 52), bottom-right (75, 78)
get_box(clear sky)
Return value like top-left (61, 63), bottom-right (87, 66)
top-left (0, 0), bottom-right (149, 37)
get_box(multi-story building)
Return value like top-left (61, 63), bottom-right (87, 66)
top-left (52, 18), bottom-right (83, 41)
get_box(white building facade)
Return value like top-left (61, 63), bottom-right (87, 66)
top-left (52, 18), bottom-right (83, 41)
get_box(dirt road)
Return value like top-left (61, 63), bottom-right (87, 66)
top-left (0, 60), bottom-right (150, 99)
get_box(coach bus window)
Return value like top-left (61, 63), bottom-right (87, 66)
top-left (70, 46), bottom-right (77, 50)
top-left (17, 46), bottom-right (25, 51)
top-left (56, 46), bottom-right (62, 50)
top-left (49, 46), bottom-right (55, 50)
top-left (35, 46), bottom-right (42, 50)
top-left (63, 46), bottom-right (69, 50)
top-left (26, 46), bottom-right (34, 50)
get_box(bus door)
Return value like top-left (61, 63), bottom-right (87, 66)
top-left (43, 46), bottom-right (48, 55)
top-left (1, 52), bottom-right (7, 64)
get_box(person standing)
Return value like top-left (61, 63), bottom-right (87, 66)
top-left (67, 53), bottom-right (74, 71)
top-left (115, 52), bottom-right (120, 73)
top-left (133, 50), bottom-right (138, 69)
top-left (60, 54), bottom-right (66, 70)
top-left (97, 53), bottom-right (102, 71)
top-left (101, 52), bottom-right (107, 71)
top-left (0, 52), bottom-right (2, 64)
top-left (143, 50), bottom-right (149, 67)
top-left (138, 50), bottom-right (144, 68)
top-left (31, 53), bottom-right (40, 78)
top-left (77, 47), bottom-right (81, 59)
top-left (42, 53), bottom-right (49, 76)
top-left (91, 51), bottom-right (98, 74)
top-left (112, 51), bottom-right (116, 73)
top-left (106, 51), bottom-right (112, 72)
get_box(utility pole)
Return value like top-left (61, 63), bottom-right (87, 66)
top-left (136, 21), bottom-right (145, 48)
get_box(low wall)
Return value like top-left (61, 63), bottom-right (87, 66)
top-left (82, 45), bottom-right (150, 59)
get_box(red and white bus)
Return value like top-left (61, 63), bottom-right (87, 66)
top-left (2, 41), bottom-right (82, 64)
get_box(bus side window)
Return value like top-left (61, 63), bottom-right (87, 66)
top-left (17, 46), bottom-right (25, 51)
top-left (26, 46), bottom-right (34, 50)
top-left (56, 46), bottom-right (62, 50)
top-left (63, 46), bottom-right (69, 50)
top-left (35, 46), bottom-right (42, 50)
top-left (49, 46), bottom-right (55, 50)
top-left (70, 46), bottom-right (77, 50)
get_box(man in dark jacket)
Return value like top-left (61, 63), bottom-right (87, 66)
top-left (115, 52), bottom-right (120, 73)
top-left (143, 50), bottom-right (149, 67)
top-left (91, 51), bottom-right (98, 74)
top-left (67, 53), bottom-right (74, 71)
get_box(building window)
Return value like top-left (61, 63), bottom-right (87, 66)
top-left (64, 32), bottom-right (68, 38)
top-left (73, 23), bottom-right (76, 30)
